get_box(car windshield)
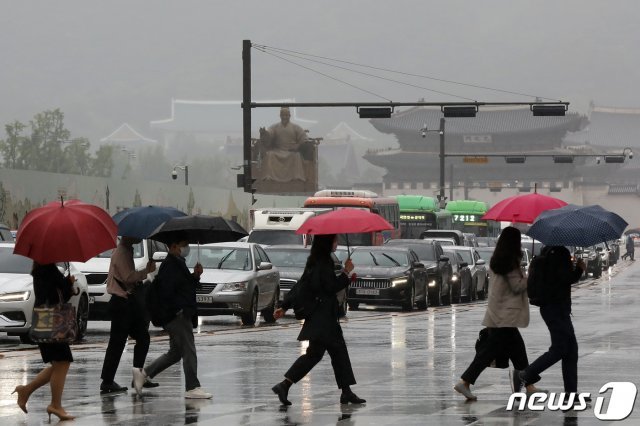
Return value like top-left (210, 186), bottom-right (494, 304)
top-left (96, 238), bottom-right (144, 258)
top-left (264, 249), bottom-right (308, 268)
top-left (407, 244), bottom-right (436, 260)
top-left (476, 248), bottom-right (494, 260)
top-left (186, 247), bottom-right (251, 271)
top-left (334, 249), bottom-right (349, 262)
top-left (350, 250), bottom-right (409, 267)
top-left (454, 250), bottom-right (473, 264)
top-left (0, 247), bottom-right (33, 274)
top-left (247, 230), bottom-right (303, 245)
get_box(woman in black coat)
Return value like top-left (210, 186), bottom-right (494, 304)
top-left (13, 262), bottom-right (76, 421)
top-left (271, 234), bottom-right (365, 406)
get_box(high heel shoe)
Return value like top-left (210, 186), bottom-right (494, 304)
top-left (47, 405), bottom-right (75, 421)
top-left (11, 385), bottom-right (28, 413)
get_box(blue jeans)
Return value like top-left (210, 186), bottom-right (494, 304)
top-left (144, 311), bottom-right (200, 391)
top-left (522, 303), bottom-right (578, 393)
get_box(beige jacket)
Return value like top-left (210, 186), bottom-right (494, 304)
top-left (482, 268), bottom-right (530, 328)
top-left (106, 243), bottom-right (148, 298)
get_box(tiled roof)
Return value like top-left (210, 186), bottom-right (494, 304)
top-left (608, 184), bottom-right (638, 194)
top-left (564, 106), bottom-right (640, 148)
top-left (370, 106), bottom-right (585, 135)
top-left (150, 99), bottom-right (317, 135)
top-left (100, 123), bottom-right (156, 144)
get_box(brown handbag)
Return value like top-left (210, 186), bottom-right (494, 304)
top-left (29, 289), bottom-right (77, 344)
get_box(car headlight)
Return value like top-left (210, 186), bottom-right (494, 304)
top-left (451, 274), bottom-right (459, 282)
top-left (219, 282), bottom-right (248, 292)
top-left (0, 291), bottom-right (31, 302)
top-left (428, 280), bottom-right (437, 287)
top-left (391, 277), bottom-right (408, 287)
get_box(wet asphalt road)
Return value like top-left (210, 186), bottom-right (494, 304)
top-left (1, 260), bottom-right (639, 425)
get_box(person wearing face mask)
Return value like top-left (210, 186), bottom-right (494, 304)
top-left (132, 232), bottom-right (212, 399)
top-left (100, 236), bottom-right (157, 395)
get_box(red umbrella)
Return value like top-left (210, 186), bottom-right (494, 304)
top-left (295, 208), bottom-right (394, 235)
top-left (14, 199), bottom-right (117, 264)
top-left (481, 193), bottom-right (568, 224)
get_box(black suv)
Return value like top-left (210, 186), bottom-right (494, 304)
top-left (384, 239), bottom-right (452, 306)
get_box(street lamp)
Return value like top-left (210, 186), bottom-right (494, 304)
top-left (420, 119), bottom-right (446, 208)
top-left (172, 164), bottom-right (189, 186)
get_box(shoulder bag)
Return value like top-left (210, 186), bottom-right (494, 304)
top-left (29, 289), bottom-right (77, 343)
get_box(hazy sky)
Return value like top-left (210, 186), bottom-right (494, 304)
top-left (1, 1), bottom-right (638, 142)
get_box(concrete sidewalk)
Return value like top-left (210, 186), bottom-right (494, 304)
top-left (1, 261), bottom-right (638, 425)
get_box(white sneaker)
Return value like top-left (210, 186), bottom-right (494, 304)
top-left (185, 387), bottom-right (213, 399)
top-left (132, 368), bottom-right (146, 396)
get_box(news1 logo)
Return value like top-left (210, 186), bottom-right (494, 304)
top-left (506, 382), bottom-right (637, 420)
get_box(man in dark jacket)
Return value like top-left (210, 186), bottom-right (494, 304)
top-left (132, 232), bottom-right (212, 399)
top-left (519, 246), bottom-right (586, 399)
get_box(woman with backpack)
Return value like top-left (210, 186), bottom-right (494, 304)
top-left (271, 234), bottom-right (365, 406)
top-left (454, 226), bottom-right (542, 400)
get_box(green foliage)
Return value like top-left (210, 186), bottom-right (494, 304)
top-left (187, 187), bottom-right (195, 215)
top-left (133, 189), bottom-right (142, 207)
top-left (0, 109), bottom-right (113, 177)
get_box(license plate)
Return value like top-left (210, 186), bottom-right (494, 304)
top-left (355, 288), bottom-right (380, 296)
top-left (196, 295), bottom-right (213, 303)
top-left (88, 296), bottom-right (95, 304)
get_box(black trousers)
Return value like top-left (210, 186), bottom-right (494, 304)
top-left (462, 327), bottom-right (537, 385)
top-left (285, 336), bottom-right (356, 389)
top-left (522, 303), bottom-right (578, 393)
top-left (101, 295), bottom-right (151, 383)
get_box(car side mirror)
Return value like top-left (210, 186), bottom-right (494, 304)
top-left (258, 261), bottom-right (273, 270)
top-left (521, 261), bottom-right (528, 266)
top-left (476, 259), bottom-right (486, 266)
top-left (595, 247), bottom-right (603, 251)
top-left (439, 255), bottom-right (449, 262)
top-left (152, 251), bottom-right (168, 262)
top-left (413, 261), bottom-right (424, 268)
top-left (334, 263), bottom-right (343, 271)
top-left (460, 262), bottom-right (469, 268)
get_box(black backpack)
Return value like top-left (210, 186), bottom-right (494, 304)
top-left (527, 253), bottom-right (549, 306)
top-left (284, 269), bottom-right (321, 320)
top-left (145, 276), bottom-right (175, 327)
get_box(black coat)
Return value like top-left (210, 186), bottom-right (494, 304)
top-left (296, 257), bottom-right (349, 343)
top-left (32, 264), bottom-right (73, 306)
top-left (157, 253), bottom-right (199, 318)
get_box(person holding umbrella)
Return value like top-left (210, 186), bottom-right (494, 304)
top-left (132, 231), bottom-right (212, 399)
top-left (625, 234), bottom-right (635, 261)
top-left (271, 234), bottom-right (366, 406)
top-left (12, 199), bottom-right (118, 420)
top-left (99, 236), bottom-right (157, 395)
top-left (100, 206), bottom-right (185, 395)
top-left (12, 263), bottom-right (77, 421)
top-left (454, 227), bottom-right (542, 400)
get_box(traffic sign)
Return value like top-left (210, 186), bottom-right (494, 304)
top-left (463, 156), bottom-right (489, 164)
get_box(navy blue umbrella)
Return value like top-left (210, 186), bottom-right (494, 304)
top-left (526, 204), bottom-right (628, 247)
top-left (113, 206), bottom-right (187, 239)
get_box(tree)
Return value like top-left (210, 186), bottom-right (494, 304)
top-left (61, 138), bottom-right (91, 175)
top-left (187, 187), bottom-right (195, 215)
top-left (133, 189), bottom-right (142, 207)
top-left (29, 109), bottom-right (70, 172)
top-left (91, 145), bottom-right (114, 177)
top-left (0, 121), bottom-right (26, 169)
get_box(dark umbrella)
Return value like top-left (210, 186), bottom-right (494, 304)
top-left (526, 204), bottom-right (628, 247)
top-left (148, 215), bottom-right (248, 245)
top-left (112, 205), bottom-right (187, 239)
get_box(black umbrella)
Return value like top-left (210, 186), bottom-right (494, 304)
top-left (148, 215), bottom-right (248, 245)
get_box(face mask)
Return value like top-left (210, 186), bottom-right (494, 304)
top-left (179, 245), bottom-right (191, 258)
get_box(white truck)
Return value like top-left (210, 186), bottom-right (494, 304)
top-left (247, 208), bottom-right (331, 246)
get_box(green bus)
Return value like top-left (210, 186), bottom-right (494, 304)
top-left (445, 200), bottom-right (500, 237)
top-left (395, 195), bottom-right (453, 238)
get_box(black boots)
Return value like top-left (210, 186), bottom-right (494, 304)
top-left (272, 381), bottom-right (292, 406)
top-left (340, 387), bottom-right (366, 404)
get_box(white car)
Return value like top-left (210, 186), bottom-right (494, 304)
top-left (184, 242), bottom-right (280, 326)
top-left (0, 243), bottom-right (89, 344)
top-left (72, 239), bottom-right (165, 320)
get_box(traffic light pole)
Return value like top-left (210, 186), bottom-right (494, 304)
top-left (439, 117), bottom-right (446, 208)
top-left (242, 40), bottom-right (256, 204)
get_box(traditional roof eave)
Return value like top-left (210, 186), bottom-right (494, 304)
top-left (100, 123), bottom-right (157, 144)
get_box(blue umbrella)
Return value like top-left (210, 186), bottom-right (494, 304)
top-left (113, 206), bottom-right (187, 239)
top-left (526, 204), bottom-right (628, 247)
